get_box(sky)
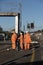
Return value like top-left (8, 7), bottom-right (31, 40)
top-left (0, 0), bottom-right (43, 32)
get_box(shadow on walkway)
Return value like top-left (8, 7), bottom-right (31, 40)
top-left (8, 61), bottom-right (43, 65)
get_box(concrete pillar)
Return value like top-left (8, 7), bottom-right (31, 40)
top-left (15, 16), bottom-right (18, 33)
top-left (15, 13), bottom-right (20, 34)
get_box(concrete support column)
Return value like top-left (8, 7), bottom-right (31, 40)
top-left (15, 16), bottom-right (18, 33)
top-left (15, 13), bottom-right (20, 34)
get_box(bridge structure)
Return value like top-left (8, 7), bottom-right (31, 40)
top-left (0, 12), bottom-right (20, 33)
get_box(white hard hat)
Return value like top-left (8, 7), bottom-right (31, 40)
top-left (20, 32), bottom-right (22, 34)
top-left (26, 31), bottom-right (28, 33)
top-left (12, 31), bottom-right (15, 33)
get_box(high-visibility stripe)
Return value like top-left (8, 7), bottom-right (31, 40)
top-left (31, 48), bottom-right (35, 62)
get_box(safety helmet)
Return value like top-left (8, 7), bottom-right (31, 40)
top-left (26, 31), bottom-right (28, 33)
top-left (12, 31), bottom-right (15, 33)
top-left (20, 32), bottom-right (22, 35)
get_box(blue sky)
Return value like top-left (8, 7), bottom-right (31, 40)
top-left (0, 0), bottom-right (43, 32)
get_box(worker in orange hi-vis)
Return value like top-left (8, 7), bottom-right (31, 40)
top-left (18, 32), bottom-right (24, 50)
top-left (11, 31), bottom-right (17, 50)
top-left (24, 31), bottom-right (32, 50)
top-left (24, 33), bottom-right (27, 50)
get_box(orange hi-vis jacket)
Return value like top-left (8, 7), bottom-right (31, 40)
top-left (18, 34), bottom-right (23, 44)
top-left (24, 33), bottom-right (32, 44)
top-left (11, 33), bottom-right (17, 43)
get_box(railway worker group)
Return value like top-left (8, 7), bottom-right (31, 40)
top-left (11, 31), bottom-right (32, 50)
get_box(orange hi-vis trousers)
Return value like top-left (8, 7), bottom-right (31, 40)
top-left (12, 42), bottom-right (16, 49)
